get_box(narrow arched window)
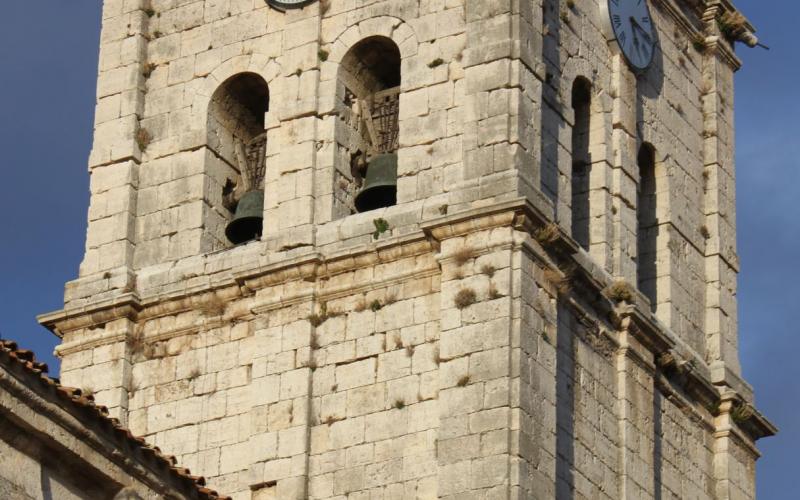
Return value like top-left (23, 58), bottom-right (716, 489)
top-left (637, 143), bottom-right (658, 309)
top-left (571, 77), bottom-right (592, 250)
top-left (207, 73), bottom-right (269, 246)
top-left (335, 36), bottom-right (401, 215)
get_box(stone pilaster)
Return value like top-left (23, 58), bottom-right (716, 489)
top-left (615, 323), bottom-right (656, 499)
top-left (610, 53), bottom-right (639, 284)
top-left (81, 1), bottom-right (151, 279)
top-left (700, 4), bottom-right (742, 376)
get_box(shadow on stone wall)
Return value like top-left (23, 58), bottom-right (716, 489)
top-left (540, 0), bottom-right (564, 216)
top-left (555, 300), bottom-right (575, 499)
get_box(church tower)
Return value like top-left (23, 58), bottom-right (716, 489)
top-left (41, 0), bottom-right (775, 498)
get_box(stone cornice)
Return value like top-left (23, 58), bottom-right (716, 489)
top-left (713, 391), bottom-right (778, 458)
top-left (478, 198), bottom-right (775, 445)
top-left (420, 198), bottom-right (532, 242)
top-left (38, 293), bottom-right (142, 339)
top-left (649, 0), bottom-right (744, 71)
top-left (714, 391), bottom-right (778, 457)
top-left (654, 0), bottom-right (705, 37)
top-left (39, 197), bottom-right (774, 444)
top-left (703, 0), bottom-right (759, 71)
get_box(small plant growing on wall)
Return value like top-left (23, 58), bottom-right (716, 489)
top-left (560, 9), bottom-right (571, 26)
top-left (427, 58), bottom-right (445, 68)
top-left (354, 297), bottom-right (367, 312)
top-left (691, 34), bottom-right (706, 52)
top-left (372, 218), bottom-right (390, 240)
top-left (454, 288), bottom-right (477, 309)
top-left (453, 247), bottom-right (475, 267)
top-left (201, 293), bottom-right (226, 316)
top-left (135, 128), bottom-right (152, 151)
top-left (323, 415), bottom-right (341, 426)
top-left (534, 223), bottom-right (560, 246)
top-left (307, 313), bottom-right (325, 327)
top-left (606, 280), bottom-right (634, 303)
top-left (731, 403), bottom-right (754, 424)
top-left (307, 303), bottom-right (338, 327)
top-left (543, 268), bottom-right (573, 296)
top-left (704, 400), bottom-right (721, 416)
top-left (717, 11), bottom-right (747, 41)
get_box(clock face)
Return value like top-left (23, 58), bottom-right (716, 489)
top-left (604, 0), bottom-right (657, 71)
top-left (266, 0), bottom-right (318, 10)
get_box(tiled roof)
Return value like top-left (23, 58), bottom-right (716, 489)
top-left (0, 338), bottom-right (230, 500)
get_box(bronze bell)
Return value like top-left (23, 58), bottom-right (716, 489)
top-left (354, 153), bottom-right (398, 213)
top-left (225, 190), bottom-right (264, 245)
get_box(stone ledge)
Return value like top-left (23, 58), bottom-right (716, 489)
top-left (39, 195), bottom-right (775, 445)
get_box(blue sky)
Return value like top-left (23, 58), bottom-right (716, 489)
top-left (0, 2), bottom-right (795, 497)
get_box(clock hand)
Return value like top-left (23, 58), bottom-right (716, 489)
top-left (630, 19), bottom-right (641, 47)
top-left (634, 26), bottom-right (652, 45)
top-left (630, 20), bottom-right (643, 59)
top-left (630, 17), bottom-right (653, 44)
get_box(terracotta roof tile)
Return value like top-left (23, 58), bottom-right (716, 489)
top-left (0, 338), bottom-right (230, 500)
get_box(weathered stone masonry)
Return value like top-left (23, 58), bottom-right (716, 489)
top-left (40, 0), bottom-right (774, 499)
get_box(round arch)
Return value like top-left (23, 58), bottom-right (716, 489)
top-left (190, 55), bottom-right (282, 136)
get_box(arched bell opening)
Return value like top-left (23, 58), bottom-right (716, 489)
top-left (571, 77), bottom-right (592, 251)
top-left (334, 36), bottom-right (401, 216)
top-left (206, 72), bottom-right (269, 246)
top-left (637, 142), bottom-right (658, 311)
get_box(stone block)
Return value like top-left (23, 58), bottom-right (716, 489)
top-left (346, 383), bottom-right (386, 417)
top-left (377, 349), bottom-right (411, 382)
top-left (280, 369), bottom-right (309, 400)
top-left (336, 358), bottom-right (376, 391)
top-left (278, 426), bottom-right (308, 458)
top-left (329, 417), bottom-right (365, 449)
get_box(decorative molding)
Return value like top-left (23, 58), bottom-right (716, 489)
top-left (39, 197), bottom-right (774, 444)
top-left (38, 293), bottom-right (141, 339)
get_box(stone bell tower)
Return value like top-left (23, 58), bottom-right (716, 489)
top-left (41, 0), bottom-right (774, 498)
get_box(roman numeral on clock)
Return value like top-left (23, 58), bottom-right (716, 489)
top-left (607, 0), bottom-right (656, 71)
